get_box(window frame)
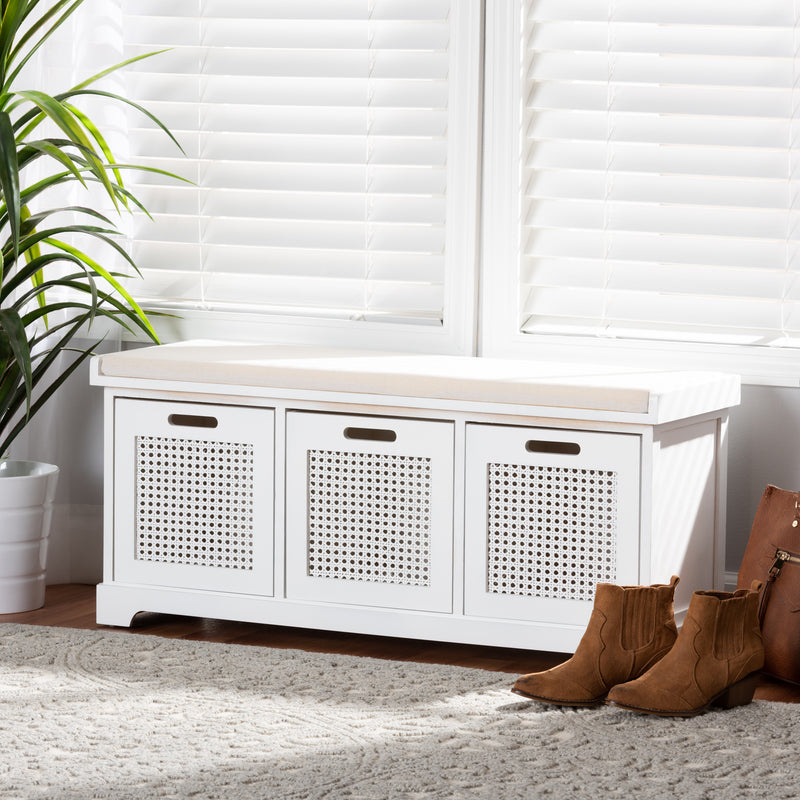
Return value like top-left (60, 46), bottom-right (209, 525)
top-left (479, 0), bottom-right (800, 386)
top-left (118, 1), bottom-right (484, 357)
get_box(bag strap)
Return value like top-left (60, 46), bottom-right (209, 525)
top-left (758, 575), bottom-right (776, 626)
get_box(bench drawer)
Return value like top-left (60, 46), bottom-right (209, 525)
top-left (113, 398), bottom-right (274, 595)
top-left (285, 411), bottom-right (454, 613)
top-left (464, 423), bottom-right (641, 629)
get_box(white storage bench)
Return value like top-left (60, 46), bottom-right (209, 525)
top-left (91, 342), bottom-right (740, 653)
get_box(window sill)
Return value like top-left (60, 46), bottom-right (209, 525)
top-left (481, 333), bottom-right (800, 388)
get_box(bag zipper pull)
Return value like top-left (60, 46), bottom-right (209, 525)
top-left (769, 550), bottom-right (791, 580)
top-left (769, 549), bottom-right (800, 581)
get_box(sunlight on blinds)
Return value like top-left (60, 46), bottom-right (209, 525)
top-left (121, 0), bottom-right (455, 325)
top-left (521, 0), bottom-right (800, 347)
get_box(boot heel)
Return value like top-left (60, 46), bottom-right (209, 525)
top-left (712, 672), bottom-right (759, 710)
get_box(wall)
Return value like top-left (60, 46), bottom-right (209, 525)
top-left (11, 345), bottom-right (108, 586)
top-left (726, 384), bottom-right (800, 580)
top-left (34, 365), bottom-right (797, 587)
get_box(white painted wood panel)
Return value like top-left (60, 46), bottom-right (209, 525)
top-left (113, 399), bottom-right (274, 595)
top-left (650, 418), bottom-right (720, 615)
top-left (464, 424), bottom-right (641, 628)
top-left (285, 411), bottom-right (455, 613)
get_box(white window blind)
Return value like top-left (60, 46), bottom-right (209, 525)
top-left (120, 0), bottom-right (479, 348)
top-left (505, 0), bottom-right (800, 349)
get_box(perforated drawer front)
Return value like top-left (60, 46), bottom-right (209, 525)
top-left (465, 424), bottom-right (640, 626)
top-left (285, 412), bottom-right (454, 613)
top-left (306, 449), bottom-right (433, 588)
top-left (135, 436), bottom-right (256, 571)
top-left (114, 399), bottom-right (274, 595)
top-left (485, 463), bottom-right (617, 602)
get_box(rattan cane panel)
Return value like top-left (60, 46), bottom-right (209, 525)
top-left (306, 449), bottom-right (432, 586)
top-left (486, 463), bottom-right (617, 601)
top-left (135, 436), bottom-right (255, 570)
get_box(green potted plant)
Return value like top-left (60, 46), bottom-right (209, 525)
top-left (0, 0), bottom-right (182, 612)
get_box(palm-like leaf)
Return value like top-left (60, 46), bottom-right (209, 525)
top-left (0, 0), bottom-right (185, 457)
top-left (0, 110), bottom-right (20, 264)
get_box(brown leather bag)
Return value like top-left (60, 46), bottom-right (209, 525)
top-left (737, 485), bottom-right (800, 685)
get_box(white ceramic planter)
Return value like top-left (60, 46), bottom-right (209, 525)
top-left (0, 460), bottom-right (59, 614)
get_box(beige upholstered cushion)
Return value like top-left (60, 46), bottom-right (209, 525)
top-left (93, 341), bottom-right (740, 420)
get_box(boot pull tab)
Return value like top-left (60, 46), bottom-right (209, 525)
top-left (750, 579), bottom-right (763, 593)
top-left (669, 575), bottom-right (680, 587)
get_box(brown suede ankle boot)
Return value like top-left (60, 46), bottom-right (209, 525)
top-left (606, 582), bottom-right (764, 717)
top-left (512, 576), bottom-right (679, 707)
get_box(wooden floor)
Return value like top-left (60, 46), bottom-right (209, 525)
top-left (3, 584), bottom-right (799, 704)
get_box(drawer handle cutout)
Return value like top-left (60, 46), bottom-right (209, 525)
top-left (344, 427), bottom-right (397, 443)
top-left (525, 439), bottom-right (580, 456)
top-left (168, 413), bottom-right (219, 429)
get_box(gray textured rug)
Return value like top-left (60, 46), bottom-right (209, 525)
top-left (0, 623), bottom-right (797, 800)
